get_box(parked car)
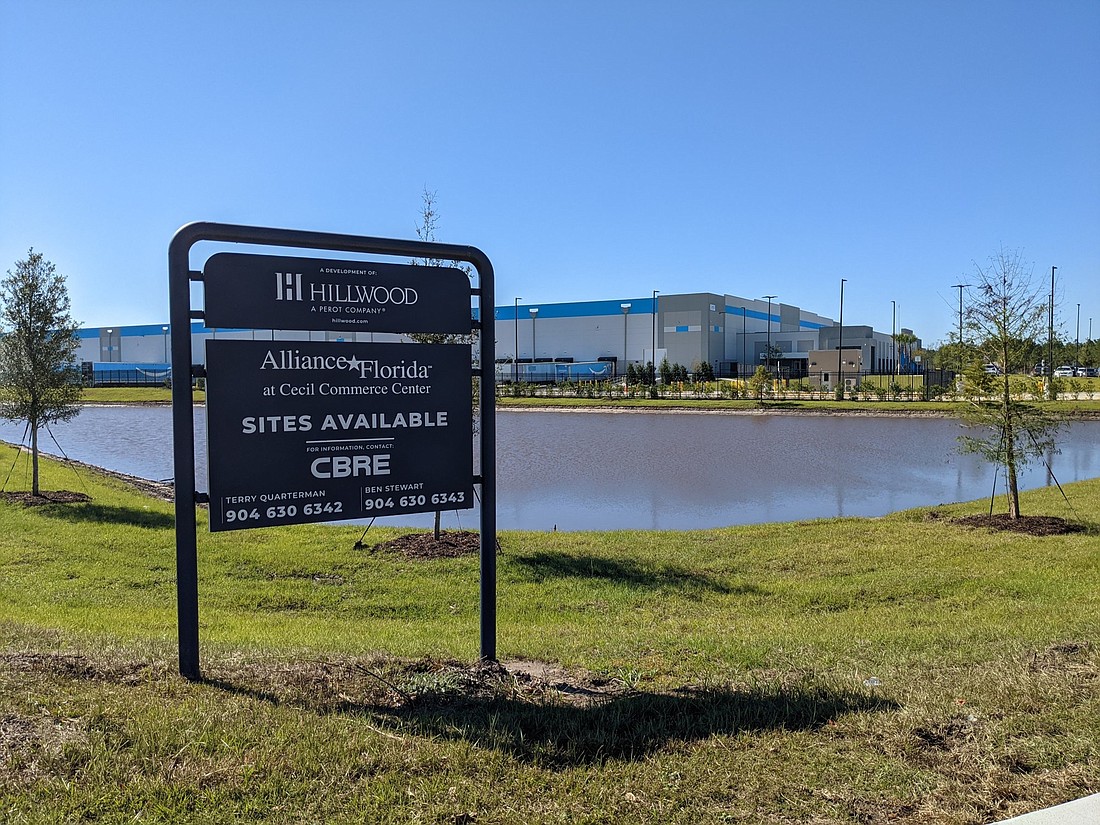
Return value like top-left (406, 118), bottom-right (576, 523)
top-left (1053, 365), bottom-right (1075, 377)
top-left (1076, 366), bottom-right (1098, 378)
top-left (982, 363), bottom-right (1001, 375)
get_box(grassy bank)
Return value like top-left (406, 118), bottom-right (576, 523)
top-left (2, 444), bottom-right (1098, 823)
top-left (80, 387), bottom-right (204, 404)
top-left (496, 395), bottom-right (1100, 419)
top-left (77, 385), bottom-right (1100, 418)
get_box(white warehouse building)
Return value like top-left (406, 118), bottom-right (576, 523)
top-left (75, 291), bottom-right (918, 384)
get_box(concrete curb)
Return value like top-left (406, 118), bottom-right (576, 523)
top-left (994, 793), bottom-right (1100, 824)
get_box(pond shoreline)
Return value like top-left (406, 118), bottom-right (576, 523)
top-left (7, 408), bottom-right (1100, 531)
top-left (495, 402), bottom-right (1100, 419)
top-left (78, 398), bottom-right (1100, 420)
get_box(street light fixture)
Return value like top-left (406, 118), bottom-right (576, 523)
top-left (620, 303), bottom-right (631, 377)
top-left (891, 300), bottom-right (896, 376)
top-left (651, 290), bottom-right (659, 381)
top-left (1048, 266), bottom-right (1056, 397)
top-left (513, 297), bottom-right (522, 383)
top-left (740, 306), bottom-right (747, 379)
top-left (529, 307), bottom-right (538, 370)
top-left (762, 295), bottom-right (777, 376)
top-left (162, 325), bottom-right (169, 363)
top-left (838, 280), bottom-right (846, 392)
top-left (951, 283), bottom-right (970, 377)
top-left (1076, 303), bottom-right (1081, 370)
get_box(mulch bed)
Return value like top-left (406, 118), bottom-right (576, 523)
top-left (951, 514), bottom-right (1085, 535)
top-left (371, 530), bottom-right (483, 559)
top-left (0, 490), bottom-right (91, 507)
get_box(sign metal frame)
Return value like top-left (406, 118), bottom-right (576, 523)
top-left (168, 222), bottom-right (496, 680)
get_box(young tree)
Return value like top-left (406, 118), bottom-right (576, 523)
top-left (0, 249), bottom-right (83, 495)
top-left (746, 365), bottom-right (771, 403)
top-left (956, 248), bottom-right (1062, 518)
top-left (407, 189), bottom-right (477, 539)
top-left (658, 356), bottom-right (673, 386)
top-left (693, 360), bottom-right (715, 382)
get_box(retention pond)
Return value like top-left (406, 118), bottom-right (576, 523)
top-left (2, 407), bottom-right (1098, 531)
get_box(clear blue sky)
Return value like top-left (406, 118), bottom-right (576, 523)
top-left (2, 0), bottom-right (1098, 345)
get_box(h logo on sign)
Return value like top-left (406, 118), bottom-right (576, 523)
top-left (275, 272), bottom-right (302, 301)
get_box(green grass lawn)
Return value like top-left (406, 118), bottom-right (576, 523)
top-left (78, 385), bottom-right (1100, 418)
top-left (1, 443), bottom-right (1098, 823)
top-left (80, 386), bottom-right (204, 404)
top-left (496, 395), bottom-right (1100, 419)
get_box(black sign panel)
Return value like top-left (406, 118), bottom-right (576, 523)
top-left (205, 339), bottom-right (473, 531)
top-left (203, 253), bottom-right (471, 333)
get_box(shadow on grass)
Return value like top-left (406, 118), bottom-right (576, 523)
top-left (199, 665), bottom-right (895, 768)
top-left (0, 648), bottom-right (899, 769)
top-left (509, 550), bottom-right (755, 595)
top-left (34, 502), bottom-right (175, 530)
top-left (381, 684), bottom-right (898, 767)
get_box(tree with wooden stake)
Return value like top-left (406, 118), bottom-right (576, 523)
top-left (956, 248), bottom-right (1062, 519)
top-left (0, 249), bottom-right (83, 496)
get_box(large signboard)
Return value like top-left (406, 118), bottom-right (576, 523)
top-left (203, 253), bottom-right (471, 333)
top-left (205, 339), bottom-right (473, 532)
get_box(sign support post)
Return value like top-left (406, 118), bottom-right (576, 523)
top-left (168, 222), bottom-right (495, 680)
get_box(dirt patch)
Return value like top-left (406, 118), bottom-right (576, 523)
top-left (951, 514), bottom-right (1085, 535)
top-left (0, 711), bottom-right (88, 782)
top-left (1028, 641), bottom-right (1095, 674)
top-left (0, 651), bottom-right (165, 683)
top-left (0, 648), bottom-right (626, 711)
top-left (0, 490), bottom-right (91, 507)
top-left (370, 530), bottom-right (485, 560)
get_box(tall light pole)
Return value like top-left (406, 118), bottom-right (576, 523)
top-left (529, 307), bottom-right (538, 369)
top-left (162, 325), bottom-right (169, 363)
top-left (716, 309), bottom-right (724, 379)
top-left (620, 302), bottom-right (631, 377)
top-left (1048, 266), bottom-right (1056, 396)
top-left (891, 300), bottom-right (896, 375)
top-left (651, 290), bottom-right (659, 379)
top-left (837, 280), bottom-right (846, 392)
top-left (762, 295), bottom-right (777, 376)
top-left (951, 283), bottom-right (970, 377)
top-left (740, 306), bottom-right (747, 379)
top-left (513, 297), bottom-right (522, 383)
top-left (1076, 302), bottom-right (1081, 369)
